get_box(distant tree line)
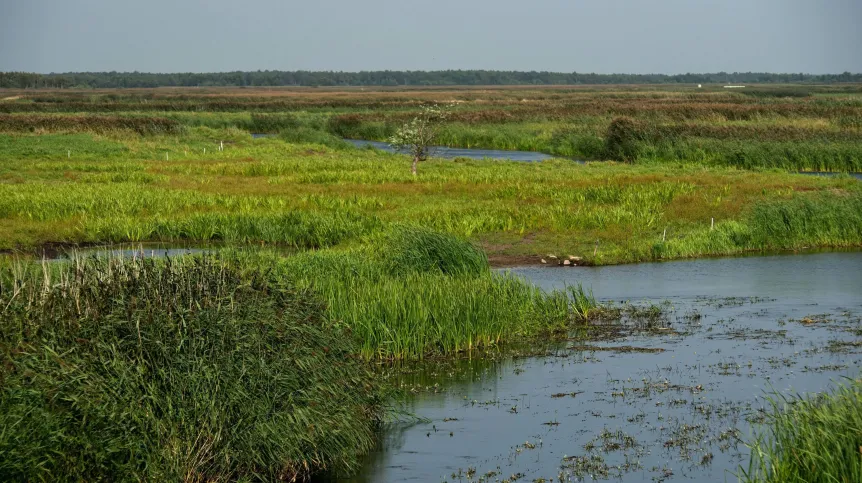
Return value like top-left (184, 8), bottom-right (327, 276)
top-left (2, 70), bottom-right (861, 89)
top-left (0, 72), bottom-right (73, 89)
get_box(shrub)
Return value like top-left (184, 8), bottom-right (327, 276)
top-left (248, 113), bottom-right (299, 133)
top-left (604, 117), bottom-right (650, 162)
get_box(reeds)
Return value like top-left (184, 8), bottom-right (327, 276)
top-left (0, 114), bottom-right (183, 135)
top-left (275, 226), bottom-right (595, 360)
top-left (740, 378), bottom-right (862, 482)
top-left (0, 255), bottom-right (387, 481)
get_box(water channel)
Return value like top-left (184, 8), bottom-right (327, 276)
top-left (255, 134), bottom-right (862, 178)
top-left (349, 251), bottom-right (862, 482)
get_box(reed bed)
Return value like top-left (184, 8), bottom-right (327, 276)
top-left (274, 226), bottom-right (596, 360)
top-left (653, 193), bottom-right (862, 260)
top-left (0, 114), bottom-right (183, 135)
top-left (741, 378), bottom-right (862, 482)
top-left (5, 84), bottom-right (861, 170)
top-left (0, 255), bottom-right (387, 481)
top-left (1, 85), bottom-right (861, 263)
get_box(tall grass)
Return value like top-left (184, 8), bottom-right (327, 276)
top-left (0, 114), bottom-right (183, 135)
top-left (653, 192), bottom-right (862, 260)
top-left (274, 226), bottom-right (593, 360)
top-left (278, 127), bottom-right (353, 149)
top-left (0, 255), bottom-right (386, 481)
top-left (1, 127), bottom-right (860, 264)
top-left (741, 378), bottom-right (862, 482)
top-left (83, 211), bottom-right (379, 247)
top-left (373, 225), bottom-right (489, 276)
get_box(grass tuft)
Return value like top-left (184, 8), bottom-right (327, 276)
top-left (741, 378), bottom-right (862, 483)
top-left (0, 255), bottom-right (386, 481)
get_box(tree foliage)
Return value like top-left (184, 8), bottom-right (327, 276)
top-left (388, 103), bottom-right (452, 175)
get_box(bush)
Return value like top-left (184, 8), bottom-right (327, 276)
top-left (0, 256), bottom-right (386, 481)
top-left (248, 113), bottom-right (299, 133)
top-left (604, 116), bottom-right (650, 162)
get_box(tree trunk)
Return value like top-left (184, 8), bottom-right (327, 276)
top-left (412, 156), bottom-right (419, 176)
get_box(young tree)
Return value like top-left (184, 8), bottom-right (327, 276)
top-left (388, 103), bottom-right (452, 176)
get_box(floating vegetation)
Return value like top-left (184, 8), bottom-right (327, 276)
top-left (568, 345), bottom-right (666, 354)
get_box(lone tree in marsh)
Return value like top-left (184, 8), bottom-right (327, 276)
top-left (389, 103), bottom-right (452, 175)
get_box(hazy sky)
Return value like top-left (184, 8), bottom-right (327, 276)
top-left (1, 0), bottom-right (860, 74)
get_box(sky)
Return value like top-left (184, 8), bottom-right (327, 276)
top-left (1, 0), bottom-right (860, 74)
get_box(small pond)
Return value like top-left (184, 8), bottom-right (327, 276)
top-left (349, 251), bottom-right (862, 482)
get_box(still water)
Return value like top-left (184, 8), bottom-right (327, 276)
top-left (350, 252), bottom-right (862, 482)
top-left (345, 139), bottom-right (564, 162)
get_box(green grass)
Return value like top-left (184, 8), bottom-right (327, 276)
top-left (0, 128), bottom-right (860, 264)
top-left (651, 192), bottom-right (862, 260)
top-left (0, 230), bottom-right (601, 479)
top-left (0, 255), bottom-right (387, 481)
top-left (6, 85), bottom-right (862, 171)
top-left (268, 226), bottom-right (592, 360)
top-left (741, 378), bottom-right (862, 483)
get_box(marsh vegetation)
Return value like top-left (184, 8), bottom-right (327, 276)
top-left (1, 84), bottom-right (861, 481)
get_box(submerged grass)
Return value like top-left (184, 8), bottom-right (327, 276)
top-left (741, 378), bottom-right (862, 483)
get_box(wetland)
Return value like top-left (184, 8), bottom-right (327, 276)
top-left (1, 84), bottom-right (861, 481)
top-left (352, 252), bottom-right (862, 482)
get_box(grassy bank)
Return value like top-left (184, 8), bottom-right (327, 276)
top-left (273, 227), bottom-right (588, 360)
top-left (742, 378), bottom-right (862, 482)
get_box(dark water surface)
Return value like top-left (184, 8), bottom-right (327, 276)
top-left (252, 134), bottom-right (566, 161)
top-left (350, 252), bottom-right (862, 482)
